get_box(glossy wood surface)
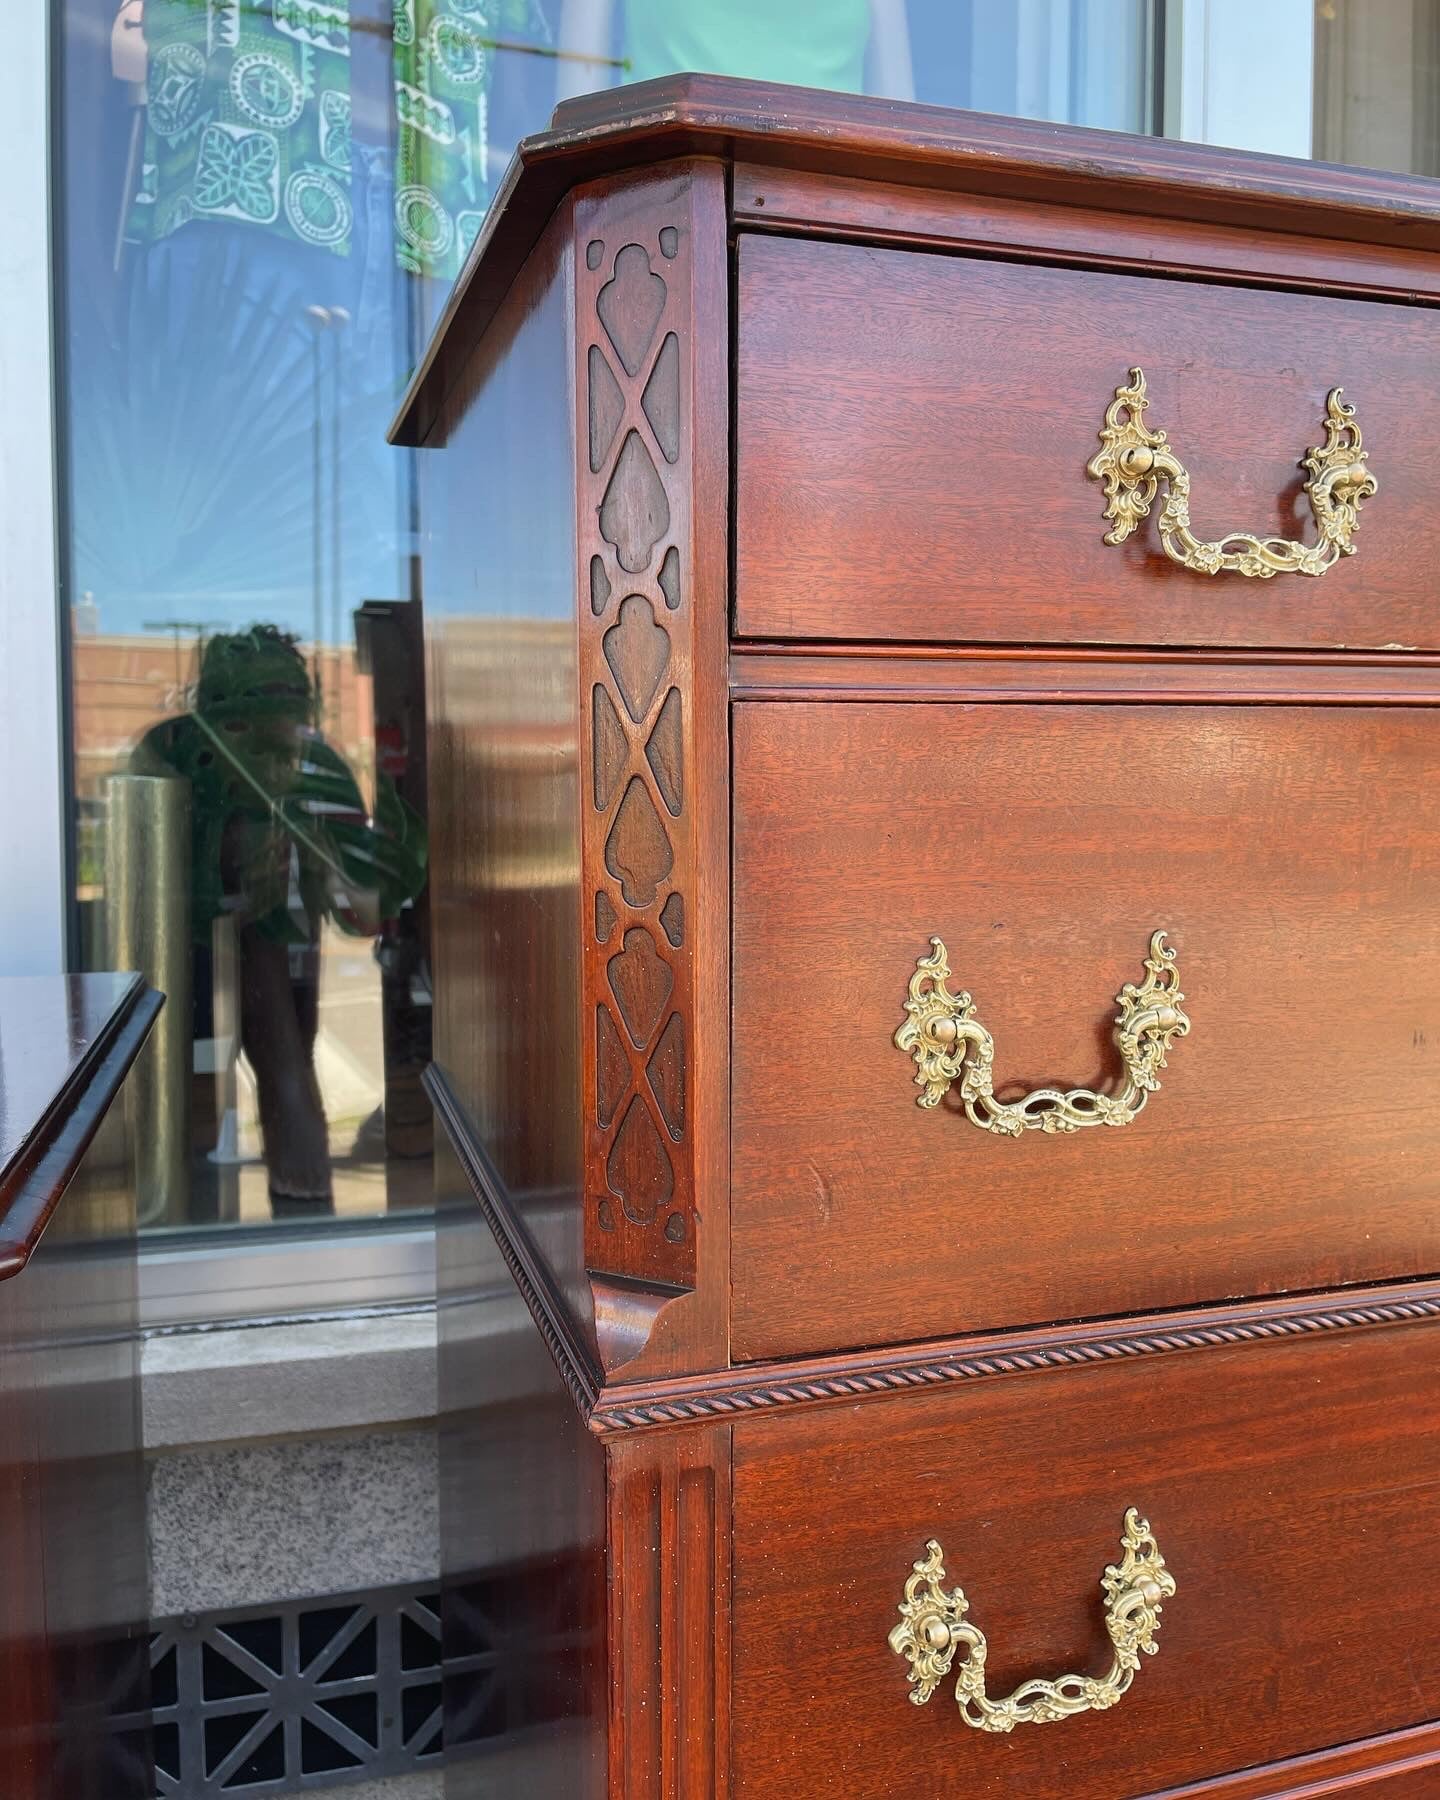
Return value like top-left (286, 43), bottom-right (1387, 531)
top-left (415, 77), bottom-right (1440, 1800)
top-left (736, 234), bottom-right (1438, 649)
top-left (581, 1276), bottom-right (1440, 1439)
top-left (1182, 1773), bottom-right (1437, 1800)
top-left (0, 972), bottom-right (135, 1167)
top-left (394, 75), bottom-right (1440, 445)
top-left (732, 1322), bottom-right (1440, 1798)
top-left (570, 161), bottom-right (732, 1381)
top-left (436, 1134), bottom-right (608, 1799)
top-left (0, 972), bottom-right (150, 1274)
top-left (732, 701), bottom-right (1440, 1358)
top-left (424, 164), bottom-right (732, 1384)
top-left (732, 163), bottom-right (1440, 306)
top-left (730, 643), bottom-right (1440, 706)
top-left (1147, 1721), bottom-right (1440, 1797)
top-left (605, 1425), bottom-right (730, 1799)
top-left (421, 203), bottom-right (596, 1339)
top-left (0, 975), bottom-right (155, 1797)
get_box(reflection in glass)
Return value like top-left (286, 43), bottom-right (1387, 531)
top-left (60, 1), bottom-right (1171, 1237)
top-left (1314, 0), bottom-right (1440, 176)
top-left (554, 0), bottom-right (1160, 131)
top-left (132, 627), bottom-right (426, 1214)
top-left (555, 0), bottom-right (915, 99)
top-left (59, 0), bottom-right (483, 1229)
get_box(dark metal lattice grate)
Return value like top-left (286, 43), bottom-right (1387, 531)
top-left (143, 1581), bottom-right (453, 1795)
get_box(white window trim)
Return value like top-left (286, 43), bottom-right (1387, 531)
top-left (0, 0), bottom-right (66, 975)
top-left (1167, 0), bottom-right (1315, 159)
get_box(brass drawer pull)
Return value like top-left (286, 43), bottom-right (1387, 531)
top-left (1087, 367), bottom-right (1376, 577)
top-left (895, 930), bottom-right (1189, 1132)
top-left (889, 1509), bottom-right (1176, 1731)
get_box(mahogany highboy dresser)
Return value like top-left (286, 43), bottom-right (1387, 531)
top-left (398, 78), bottom-right (1440, 1800)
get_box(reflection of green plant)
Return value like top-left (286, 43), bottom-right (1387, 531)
top-left (75, 809), bottom-right (105, 892)
top-left (135, 626), bottom-right (426, 942)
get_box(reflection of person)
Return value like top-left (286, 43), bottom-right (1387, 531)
top-left (556, 0), bottom-right (915, 102)
top-left (134, 627), bottom-right (427, 1213)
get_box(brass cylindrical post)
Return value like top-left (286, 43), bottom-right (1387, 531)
top-left (104, 773), bottom-right (192, 1226)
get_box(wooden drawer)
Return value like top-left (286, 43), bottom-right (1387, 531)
top-left (735, 234), bottom-right (1432, 651)
top-left (732, 1319), bottom-right (1440, 1799)
top-left (731, 700), bottom-right (1440, 1360)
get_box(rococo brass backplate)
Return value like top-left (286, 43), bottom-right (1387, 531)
top-left (888, 1509), bottom-right (1176, 1731)
top-left (895, 930), bottom-right (1190, 1133)
top-left (1087, 366), bottom-right (1376, 577)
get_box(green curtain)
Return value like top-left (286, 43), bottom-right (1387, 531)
top-left (132, 1), bottom-right (546, 279)
top-left (132, 0), bottom-right (355, 257)
top-left (393, 0), bottom-right (537, 280)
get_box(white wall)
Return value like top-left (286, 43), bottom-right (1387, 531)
top-left (1171, 0), bottom-right (1316, 159)
top-left (0, 0), bottom-right (65, 974)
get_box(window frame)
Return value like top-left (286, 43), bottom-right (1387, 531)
top-left (1165, 0), bottom-right (1315, 158)
top-left (8, 0), bottom-right (1366, 1326)
top-left (2, 0), bottom-right (67, 980)
top-left (139, 1217), bottom-right (437, 1327)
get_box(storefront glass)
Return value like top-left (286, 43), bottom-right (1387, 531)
top-left (49, 0), bottom-right (1437, 1244)
top-left (56, 0), bottom-right (1157, 1238)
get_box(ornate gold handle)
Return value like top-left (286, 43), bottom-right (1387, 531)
top-left (895, 930), bottom-right (1189, 1133)
top-left (1087, 366), bottom-right (1376, 577)
top-left (889, 1509), bottom-right (1175, 1732)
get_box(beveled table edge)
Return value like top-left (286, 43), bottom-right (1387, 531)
top-left (392, 73), bottom-right (1440, 449)
top-left (590, 1280), bottom-right (1440, 1436)
top-left (0, 975), bottom-right (161, 1282)
top-left (430, 1060), bottom-right (1440, 1439)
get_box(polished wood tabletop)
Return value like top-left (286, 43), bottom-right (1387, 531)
top-left (0, 969), bottom-right (157, 1797)
top-left (0, 971), bottom-right (155, 1280)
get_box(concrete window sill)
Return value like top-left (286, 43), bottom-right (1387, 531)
top-left (142, 1306), bottom-right (437, 1451)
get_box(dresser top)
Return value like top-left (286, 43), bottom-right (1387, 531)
top-left (392, 72), bottom-right (1440, 447)
top-left (0, 973), bottom-right (158, 1280)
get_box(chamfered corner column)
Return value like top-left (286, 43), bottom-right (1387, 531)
top-left (571, 160), bottom-right (731, 1381)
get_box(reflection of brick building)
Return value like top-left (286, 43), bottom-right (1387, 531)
top-left (71, 628), bottom-right (374, 808)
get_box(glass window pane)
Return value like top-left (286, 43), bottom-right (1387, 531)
top-left (56, 2), bottom-right (1164, 1244)
top-left (55, 2), bottom-right (1440, 1249)
top-left (1314, 0), bottom-right (1440, 176)
top-left (61, 0), bottom-right (440, 1231)
top-left (550, 0), bottom-right (1159, 130)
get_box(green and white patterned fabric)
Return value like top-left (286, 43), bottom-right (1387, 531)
top-left (132, 1), bottom-right (543, 278)
top-left (133, 0), bottom-right (356, 257)
top-left (392, 0), bottom-right (539, 279)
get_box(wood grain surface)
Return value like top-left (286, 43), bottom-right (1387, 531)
top-left (395, 74), bottom-right (1440, 444)
top-left (732, 163), bottom-right (1440, 306)
top-left (735, 233), bottom-right (1438, 650)
top-left (729, 643), bottom-right (1440, 707)
top-left (417, 76), bottom-right (1440, 1800)
top-left (1145, 1718), bottom-right (1440, 1796)
top-left (733, 700), bottom-right (1440, 1358)
top-left (732, 1321), bottom-right (1440, 1798)
top-left (571, 163), bottom-right (732, 1370)
top-left (606, 1425), bottom-right (731, 1799)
